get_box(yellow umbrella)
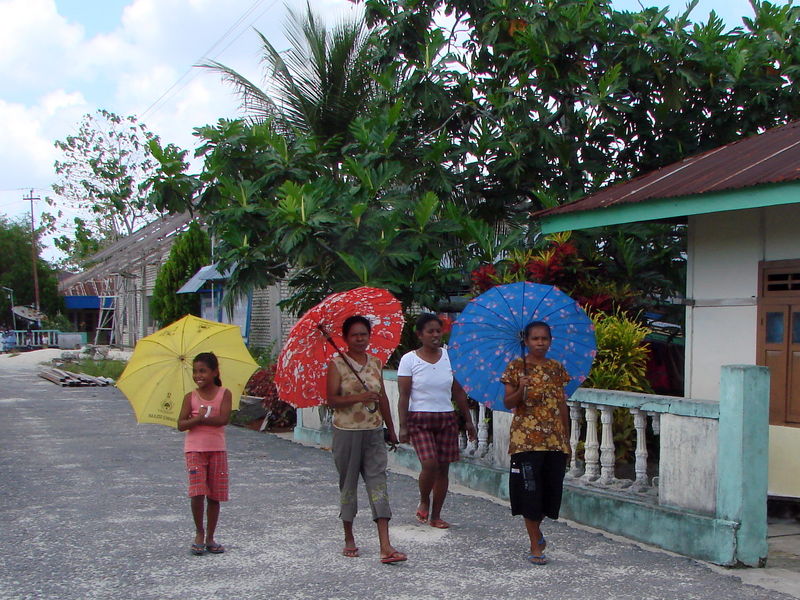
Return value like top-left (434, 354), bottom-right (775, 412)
top-left (117, 315), bottom-right (259, 428)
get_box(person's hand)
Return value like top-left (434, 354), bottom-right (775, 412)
top-left (398, 425), bottom-right (409, 444)
top-left (518, 375), bottom-right (532, 388)
top-left (361, 391), bottom-right (380, 403)
top-left (465, 421), bottom-right (478, 442)
top-left (387, 429), bottom-right (399, 445)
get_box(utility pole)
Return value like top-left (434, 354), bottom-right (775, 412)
top-left (23, 189), bottom-right (41, 311)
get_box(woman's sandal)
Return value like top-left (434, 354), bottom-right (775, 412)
top-left (205, 542), bottom-right (225, 554)
top-left (342, 546), bottom-right (360, 558)
top-left (429, 518), bottom-right (450, 529)
top-left (190, 543), bottom-right (205, 556)
top-left (526, 553), bottom-right (548, 565)
top-left (415, 509), bottom-right (429, 524)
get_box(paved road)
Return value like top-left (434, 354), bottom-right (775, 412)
top-left (0, 360), bottom-right (795, 600)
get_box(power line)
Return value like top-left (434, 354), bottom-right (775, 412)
top-left (140, 0), bottom-right (278, 121)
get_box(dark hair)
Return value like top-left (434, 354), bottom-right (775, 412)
top-left (523, 320), bottom-right (551, 339)
top-left (414, 313), bottom-right (442, 333)
top-left (342, 315), bottom-right (371, 336)
top-left (194, 352), bottom-right (222, 386)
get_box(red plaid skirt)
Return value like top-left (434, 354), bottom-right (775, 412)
top-left (186, 451), bottom-right (229, 501)
top-left (407, 411), bottom-right (461, 463)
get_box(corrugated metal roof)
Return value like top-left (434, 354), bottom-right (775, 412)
top-left (59, 212), bottom-right (193, 291)
top-left (534, 120), bottom-right (800, 219)
top-left (176, 263), bottom-right (232, 294)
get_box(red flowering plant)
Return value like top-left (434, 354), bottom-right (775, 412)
top-left (243, 357), bottom-right (296, 430)
top-left (466, 232), bottom-right (640, 318)
top-left (469, 233), bottom-right (584, 294)
top-left (469, 263), bottom-right (499, 293)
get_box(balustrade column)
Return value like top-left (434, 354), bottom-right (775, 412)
top-left (476, 404), bottom-right (489, 457)
top-left (598, 405), bottom-right (616, 485)
top-left (567, 402), bottom-right (583, 478)
top-left (465, 406), bottom-right (479, 456)
top-left (580, 404), bottom-right (600, 482)
top-left (629, 408), bottom-right (649, 491)
top-left (648, 412), bottom-right (661, 435)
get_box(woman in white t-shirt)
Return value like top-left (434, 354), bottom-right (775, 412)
top-left (397, 313), bottom-right (477, 528)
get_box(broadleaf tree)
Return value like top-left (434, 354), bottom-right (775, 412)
top-left (47, 109), bottom-right (163, 267)
top-left (150, 222), bottom-right (211, 326)
top-left (0, 217), bottom-right (62, 327)
top-left (149, 1), bottom-right (800, 318)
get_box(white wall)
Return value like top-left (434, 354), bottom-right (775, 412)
top-left (686, 209), bottom-right (760, 400)
top-left (687, 203), bottom-right (800, 497)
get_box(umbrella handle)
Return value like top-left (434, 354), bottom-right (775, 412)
top-left (318, 325), bottom-right (379, 414)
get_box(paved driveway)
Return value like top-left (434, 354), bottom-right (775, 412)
top-left (0, 357), bottom-right (796, 599)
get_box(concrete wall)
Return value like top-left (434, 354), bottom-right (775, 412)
top-left (659, 414), bottom-right (717, 514)
top-left (294, 366), bottom-right (770, 566)
top-left (687, 204), bottom-right (800, 498)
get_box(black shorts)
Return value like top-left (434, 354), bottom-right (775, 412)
top-left (509, 451), bottom-right (567, 521)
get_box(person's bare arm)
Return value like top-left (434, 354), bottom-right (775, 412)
top-left (397, 375), bottom-right (412, 443)
top-left (177, 392), bottom-right (200, 431)
top-left (452, 379), bottom-right (477, 441)
top-left (201, 389), bottom-right (232, 427)
top-left (559, 392), bottom-right (570, 444)
top-left (503, 374), bottom-right (530, 410)
top-left (378, 378), bottom-right (398, 444)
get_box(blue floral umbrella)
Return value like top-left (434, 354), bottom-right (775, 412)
top-left (448, 282), bottom-right (596, 412)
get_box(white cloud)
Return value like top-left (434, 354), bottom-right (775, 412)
top-left (0, 0), bottom-right (360, 260)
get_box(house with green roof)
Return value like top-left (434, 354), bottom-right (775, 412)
top-left (537, 120), bottom-right (800, 500)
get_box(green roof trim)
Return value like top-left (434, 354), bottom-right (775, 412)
top-left (539, 181), bottom-right (800, 233)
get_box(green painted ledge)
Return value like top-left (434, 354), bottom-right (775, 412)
top-left (560, 486), bottom-right (739, 566)
top-left (294, 424), bottom-right (740, 565)
top-left (572, 388), bottom-right (720, 419)
top-left (539, 181), bottom-right (800, 233)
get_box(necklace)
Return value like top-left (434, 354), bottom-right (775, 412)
top-left (344, 353), bottom-right (368, 373)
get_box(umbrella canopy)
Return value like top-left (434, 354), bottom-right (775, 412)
top-left (274, 287), bottom-right (404, 408)
top-left (448, 282), bottom-right (596, 412)
top-left (116, 315), bottom-right (259, 428)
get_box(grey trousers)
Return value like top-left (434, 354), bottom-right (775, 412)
top-left (332, 427), bottom-right (392, 522)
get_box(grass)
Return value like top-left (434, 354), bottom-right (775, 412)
top-left (59, 359), bottom-right (128, 380)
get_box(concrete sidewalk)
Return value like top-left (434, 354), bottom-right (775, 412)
top-left (0, 359), bottom-right (798, 599)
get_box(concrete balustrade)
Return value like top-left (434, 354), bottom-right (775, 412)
top-left (294, 365), bottom-right (769, 566)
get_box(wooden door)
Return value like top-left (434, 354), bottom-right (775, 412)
top-left (757, 261), bottom-right (800, 425)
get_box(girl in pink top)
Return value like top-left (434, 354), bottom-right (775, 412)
top-left (177, 352), bottom-right (232, 556)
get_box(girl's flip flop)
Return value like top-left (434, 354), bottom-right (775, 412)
top-left (380, 551), bottom-right (408, 564)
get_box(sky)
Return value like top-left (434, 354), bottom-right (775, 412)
top-left (0, 0), bottom-right (792, 260)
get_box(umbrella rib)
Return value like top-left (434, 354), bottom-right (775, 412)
top-left (120, 356), bottom-right (180, 380)
top-left (181, 326), bottom-right (238, 356)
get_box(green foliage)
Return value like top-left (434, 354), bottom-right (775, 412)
top-left (46, 109), bottom-right (162, 268)
top-left (364, 0), bottom-right (800, 210)
top-left (42, 312), bottom-right (75, 332)
top-left (586, 310), bottom-right (653, 393)
top-left (149, 107), bottom-right (480, 314)
top-left (148, 1), bottom-right (800, 320)
top-left (0, 216), bottom-right (63, 327)
top-left (59, 359), bottom-right (128, 380)
top-left (585, 309), bottom-right (654, 462)
top-left (150, 222), bottom-right (211, 326)
top-left (201, 4), bottom-right (379, 146)
top-left (249, 342), bottom-right (277, 370)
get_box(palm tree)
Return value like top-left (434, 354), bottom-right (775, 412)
top-left (202, 3), bottom-right (379, 146)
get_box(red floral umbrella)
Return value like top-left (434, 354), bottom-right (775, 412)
top-left (274, 287), bottom-right (404, 408)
